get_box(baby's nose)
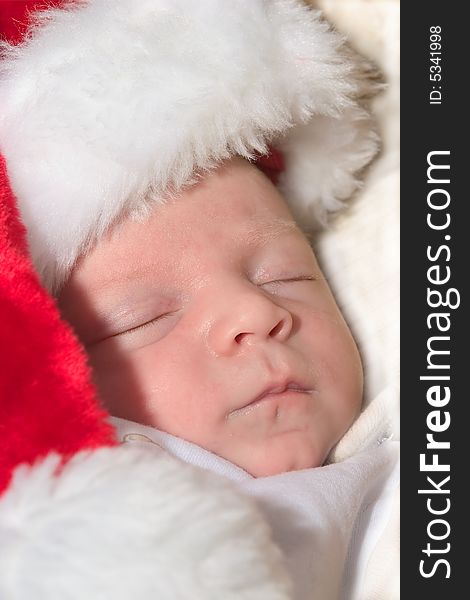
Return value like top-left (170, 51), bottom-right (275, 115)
top-left (205, 283), bottom-right (293, 356)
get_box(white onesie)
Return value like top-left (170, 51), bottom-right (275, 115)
top-left (111, 416), bottom-right (399, 600)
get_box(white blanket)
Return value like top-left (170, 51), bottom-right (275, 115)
top-left (112, 417), bottom-right (399, 600)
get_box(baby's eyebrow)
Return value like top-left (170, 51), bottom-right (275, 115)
top-left (243, 216), bottom-right (300, 247)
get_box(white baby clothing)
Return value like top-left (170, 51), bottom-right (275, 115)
top-left (111, 416), bottom-right (399, 600)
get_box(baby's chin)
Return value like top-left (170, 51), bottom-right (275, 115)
top-left (225, 433), bottom-right (329, 478)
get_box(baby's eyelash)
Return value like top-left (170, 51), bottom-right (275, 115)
top-left (261, 275), bottom-right (317, 285)
top-left (120, 312), bottom-right (175, 336)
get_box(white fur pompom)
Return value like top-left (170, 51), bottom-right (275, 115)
top-left (0, 446), bottom-right (292, 599)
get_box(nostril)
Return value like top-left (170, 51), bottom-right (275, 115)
top-left (269, 320), bottom-right (285, 338)
top-left (235, 332), bottom-right (246, 344)
top-left (234, 318), bottom-right (288, 344)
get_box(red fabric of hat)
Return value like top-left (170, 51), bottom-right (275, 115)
top-left (0, 1), bottom-right (55, 44)
top-left (0, 155), bottom-right (116, 496)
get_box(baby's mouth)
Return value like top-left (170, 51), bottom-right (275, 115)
top-left (231, 381), bottom-right (314, 416)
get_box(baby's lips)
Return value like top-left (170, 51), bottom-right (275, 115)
top-left (239, 379), bottom-right (314, 412)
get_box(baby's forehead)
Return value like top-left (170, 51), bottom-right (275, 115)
top-left (216, 213), bottom-right (301, 248)
top-left (106, 198), bottom-right (301, 253)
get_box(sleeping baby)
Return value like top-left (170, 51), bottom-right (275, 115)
top-left (58, 156), bottom-right (399, 599)
top-left (0, 1), bottom-right (398, 597)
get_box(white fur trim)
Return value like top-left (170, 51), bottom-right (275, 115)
top-left (279, 105), bottom-right (379, 229)
top-left (0, 0), bottom-right (377, 291)
top-left (0, 445), bottom-right (292, 599)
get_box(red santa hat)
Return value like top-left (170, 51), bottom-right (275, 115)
top-left (0, 1), bottom-right (378, 596)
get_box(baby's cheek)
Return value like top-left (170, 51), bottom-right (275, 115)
top-left (85, 342), bottom-right (175, 422)
top-left (86, 348), bottom-right (145, 420)
top-left (129, 345), bottom-right (223, 440)
top-left (298, 310), bottom-right (363, 422)
top-left (327, 348), bottom-right (363, 441)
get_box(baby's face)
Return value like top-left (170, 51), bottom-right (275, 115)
top-left (59, 157), bottom-right (362, 476)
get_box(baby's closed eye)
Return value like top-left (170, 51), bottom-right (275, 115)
top-left (259, 274), bottom-right (317, 286)
top-left (258, 274), bottom-right (320, 301)
top-left (116, 310), bottom-right (180, 338)
top-left (88, 303), bottom-right (182, 348)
